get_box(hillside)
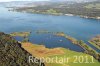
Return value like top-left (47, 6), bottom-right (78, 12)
top-left (11, 1), bottom-right (100, 19)
top-left (0, 32), bottom-right (44, 66)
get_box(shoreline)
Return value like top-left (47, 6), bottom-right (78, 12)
top-left (54, 32), bottom-right (100, 61)
top-left (8, 7), bottom-right (100, 20)
top-left (7, 30), bottom-right (100, 62)
top-left (88, 41), bottom-right (100, 50)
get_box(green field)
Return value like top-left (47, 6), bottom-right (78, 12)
top-left (21, 42), bottom-right (100, 66)
top-left (47, 48), bottom-right (100, 66)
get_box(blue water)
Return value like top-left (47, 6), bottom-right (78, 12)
top-left (0, 7), bottom-right (100, 52)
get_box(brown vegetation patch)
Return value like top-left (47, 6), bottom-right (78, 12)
top-left (21, 42), bottom-right (65, 57)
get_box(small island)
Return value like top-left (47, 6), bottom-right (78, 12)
top-left (10, 32), bottom-right (31, 37)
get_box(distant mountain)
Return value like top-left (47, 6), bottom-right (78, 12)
top-left (49, 0), bottom-right (99, 3)
top-left (49, 0), bottom-right (98, 2)
top-left (0, 0), bottom-right (99, 7)
top-left (0, 32), bottom-right (44, 66)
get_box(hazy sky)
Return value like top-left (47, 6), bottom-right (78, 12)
top-left (0, 0), bottom-right (95, 2)
top-left (0, 0), bottom-right (50, 2)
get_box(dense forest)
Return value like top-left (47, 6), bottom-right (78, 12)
top-left (0, 32), bottom-right (45, 66)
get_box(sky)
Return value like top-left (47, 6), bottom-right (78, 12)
top-left (0, 0), bottom-right (50, 2)
top-left (0, 0), bottom-right (95, 2)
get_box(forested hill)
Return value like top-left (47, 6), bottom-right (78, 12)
top-left (0, 32), bottom-right (44, 66)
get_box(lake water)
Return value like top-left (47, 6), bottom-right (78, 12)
top-left (0, 7), bottom-right (100, 52)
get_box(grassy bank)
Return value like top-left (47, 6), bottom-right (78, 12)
top-left (21, 42), bottom-right (100, 66)
top-left (88, 41), bottom-right (100, 50)
top-left (55, 32), bottom-right (100, 61)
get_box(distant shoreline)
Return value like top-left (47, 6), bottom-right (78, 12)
top-left (65, 14), bottom-right (100, 20)
top-left (9, 8), bottom-right (100, 20)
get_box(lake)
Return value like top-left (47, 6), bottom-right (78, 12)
top-left (0, 7), bottom-right (100, 52)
